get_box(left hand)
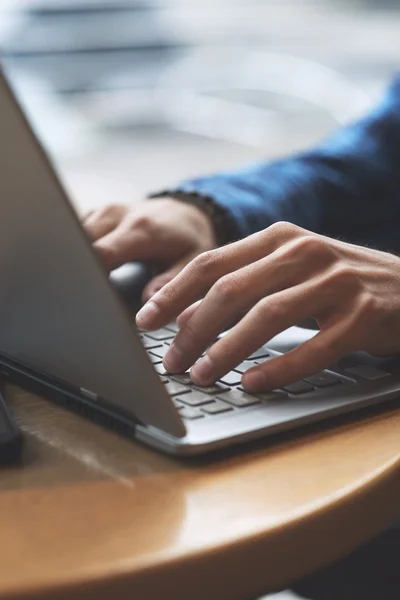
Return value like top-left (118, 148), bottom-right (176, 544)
top-left (82, 198), bottom-right (217, 303)
top-left (136, 222), bottom-right (400, 392)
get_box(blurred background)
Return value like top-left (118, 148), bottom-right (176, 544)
top-left (1, 0), bottom-right (400, 213)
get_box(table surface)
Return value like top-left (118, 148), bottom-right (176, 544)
top-left (1, 380), bottom-right (399, 600)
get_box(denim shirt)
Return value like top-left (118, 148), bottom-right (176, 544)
top-left (171, 75), bottom-right (400, 253)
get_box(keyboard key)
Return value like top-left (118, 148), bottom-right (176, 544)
top-left (177, 391), bottom-right (213, 407)
top-left (170, 373), bottom-right (193, 385)
top-left (148, 345), bottom-right (170, 359)
top-left (345, 365), bottom-right (390, 380)
top-left (283, 381), bottom-right (314, 395)
top-left (248, 347), bottom-right (271, 360)
top-left (149, 354), bottom-right (162, 364)
top-left (164, 381), bottom-right (192, 397)
top-left (154, 363), bottom-right (167, 375)
top-left (257, 390), bottom-right (287, 402)
top-left (193, 383), bottom-right (230, 395)
top-left (172, 398), bottom-right (184, 408)
top-left (237, 388), bottom-right (286, 402)
top-left (179, 407), bottom-right (204, 420)
top-left (234, 360), bottom-right (257, 374)
top-left (219, 371), bottom-right (242, 386)
top-left (165, 323), bottom-right (180, 333)
top-left (305, 372), bottom-right (342, 388)
top-left (220, 389), bottom-right (261, 407)
top-left (253, 357), bottom-right (274, 366)
top-left (201, 400), bottom-right (233, 415)
top-left (141, 337), bottom-right (163, 350)
top-left (146, 329), bottom-right (175, 341)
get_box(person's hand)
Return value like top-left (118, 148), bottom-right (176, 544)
top-left (82, 198), bottom-right (217, 302)
top-left (136, 222), bottom-right (400, 392)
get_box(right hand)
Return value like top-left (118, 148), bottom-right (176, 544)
top-left (136, 221), bottom-right (400, 392)
top-left (82, 198), bottom-right (217, 303)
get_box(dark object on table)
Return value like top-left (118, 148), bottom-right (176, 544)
top-left (109, 262), bottom-right (153, 313)
top-left (0, 389), bottom-right (22, 465)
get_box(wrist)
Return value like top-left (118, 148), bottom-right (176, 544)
top-left (148, 191), bottom-right (238, 246)
top-left (178, 201), bottom-right (218, 249)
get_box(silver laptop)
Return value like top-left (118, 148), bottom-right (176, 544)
top-left (1, 67), bottom-right (399, 456)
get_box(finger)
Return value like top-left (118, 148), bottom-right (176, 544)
top-left (160, 244), bottom-right (321, 372)
top-left (94, 226), bottom-right (154, 271)
top-left (176, 301), bottom-right (202, 328)
top-left (136, 222), bottom-right (302, 330)
top-left (83, 210), bottom-right (122, 241)
top-left (141, 257), bottom-right (196, 304)
top-left (178, 303), bottom-right (250, 335)
top-left (80, 209), bottom-right (94, 221)
top-left (186, 279), bottom-right (334, 383)
top-left (242, 315), bottom-right (358, 392)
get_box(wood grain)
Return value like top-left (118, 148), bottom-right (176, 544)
top-left (1, 383), bottom-right (399, 600)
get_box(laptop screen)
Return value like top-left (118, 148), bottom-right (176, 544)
top-left (0, 68), bottom-right (184, 438)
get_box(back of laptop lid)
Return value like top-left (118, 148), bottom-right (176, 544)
top-left (0, 68), bottom-right (185, 438)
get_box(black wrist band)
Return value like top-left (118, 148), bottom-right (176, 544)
top-left (148, 191), bottom-right (239, 247)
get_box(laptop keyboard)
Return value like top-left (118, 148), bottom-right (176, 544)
top-left (138, 325), bottom-right (354, 422)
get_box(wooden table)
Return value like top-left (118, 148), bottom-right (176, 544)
top-left (1, 382), bottom-right (399, 600)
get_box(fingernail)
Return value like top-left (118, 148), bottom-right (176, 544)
top-left (190, 355), bottom-right (214, 385)
top-left (136, 301), bottom-right (160, 328)
top-left (243, 369), bottom-right (266, 392)
top-left (163, 344), bottom-right (185, 373)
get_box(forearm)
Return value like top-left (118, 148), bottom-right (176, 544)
top-left (165, 76), bottom-right (400, 251)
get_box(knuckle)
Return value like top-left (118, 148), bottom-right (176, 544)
top-left (268, 221), bottom-right (299, 239)
top-left (293, 235), bottom-right (326, 257)
top-left (213, 272), bottom-right (243, 301)
top-left (255, 297), bottom-right (286, 322)
top-left (190, 249), bottom-right (219, 275)
top-left (357, 292), bottom-right (379, 317)
top-left (329, 264), bottom-right (360, 288)
top-left (276, 235), bottom-right (330, 266)
top-left (317, 264), bottom-right (361, 299)
top-left (127, 213), bottom-right (153, 232)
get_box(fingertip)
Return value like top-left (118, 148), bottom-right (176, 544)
top-left (136, 300), bottom-right (161, 329)
top-left (242, 367), bottom-right (267, 393)
top-left (189, 355), bottom-right (215, 385)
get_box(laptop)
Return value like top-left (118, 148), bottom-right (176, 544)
top-left (1, 67), bottom-right (400, 456)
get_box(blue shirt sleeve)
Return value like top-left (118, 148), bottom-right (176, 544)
top-left (169, 75), bottom-right (400, 253)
